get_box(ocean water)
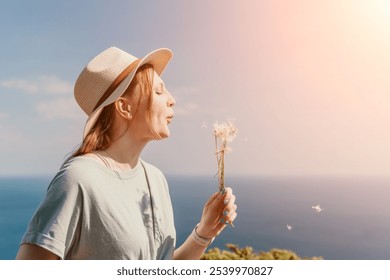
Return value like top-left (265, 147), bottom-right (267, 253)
top-left (1, 175), bottom-right (389, 260)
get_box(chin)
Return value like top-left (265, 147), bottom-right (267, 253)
top-left (153, 128), bottom-right (170, 140)
top-left (159, 130), bottom-right (170, 139)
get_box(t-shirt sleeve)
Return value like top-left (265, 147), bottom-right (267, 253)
top-left (20, 168), bottom-right (83, 259)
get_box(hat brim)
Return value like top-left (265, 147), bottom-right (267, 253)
top-left (82, 48), bottom-right (173, 139)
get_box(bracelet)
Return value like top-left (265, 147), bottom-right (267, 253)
top-left (191, 223), bottom-right (215, 247)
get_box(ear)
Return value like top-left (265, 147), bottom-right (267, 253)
top-left (115, 97), bottom-right (132, 120)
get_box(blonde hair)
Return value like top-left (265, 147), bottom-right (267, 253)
top-left (71, 64), bottom-right (154, 158)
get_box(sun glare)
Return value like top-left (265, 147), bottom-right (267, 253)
top-left (374, 0), bottom-right (390, 17)
top-left (351, 0), bottom-right (390, 39)
top-left (364, 0), bottom-right (390, 23)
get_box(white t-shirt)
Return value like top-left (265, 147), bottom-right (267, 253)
top-left (21, 156), bottom-right (176, 259)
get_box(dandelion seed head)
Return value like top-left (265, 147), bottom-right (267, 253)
top-left (213, 121), bottom-right (238, 142)
top-left (224, 146), bottom-right (232, 153)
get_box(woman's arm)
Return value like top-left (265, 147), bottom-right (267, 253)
top-left (172, 230), bottom-right (213, 260)
top-left (173, 188), bottom-right (237, 260)
top-left (16, 244), bottom-right (60, 260)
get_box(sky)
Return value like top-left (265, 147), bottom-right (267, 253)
top-left (1, 0), bottom-right (390, 177)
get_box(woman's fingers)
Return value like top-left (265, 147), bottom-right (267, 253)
top-left (221, 192), bottom-right (237, 224)
top-left (198, 187), bottom-right (237, 237)
top-left (211, 187), bottom-right (233, 209)
top-left (204, 191), bottom-right (220, 207)
top-left (222, 187), bottom-right (233, 200)
top-left (225, 193), bottom-right (236, 206)
top-left (215, 223), bottom-right (227, 236)
top-left (225, 211), bottom-right (237, 224)
top-left (223, 194), bottom-right (236, 212)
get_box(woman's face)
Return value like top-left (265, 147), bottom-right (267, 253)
top-left (148, 71), bottom-right (175, 139)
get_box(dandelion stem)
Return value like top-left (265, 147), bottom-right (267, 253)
top-left (213, 121), bottom-right (237, 228)
top-left (220, 140), bottom-right (226, 193)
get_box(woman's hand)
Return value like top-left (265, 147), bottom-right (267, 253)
top-left (196, 187), bottom-right (237, 239)
top-left (173, 187), bottom-right (237, 259)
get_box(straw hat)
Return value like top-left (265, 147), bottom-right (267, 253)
top-left (74, 46), bottom-right (173, 139)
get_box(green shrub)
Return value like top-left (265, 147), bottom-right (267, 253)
top-left (201, 244), bottom-right (323, 260)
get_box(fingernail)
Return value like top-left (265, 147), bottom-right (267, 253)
top-left (223, 210), bottom-right (229, 216)
top-left (225, 221), bottom-right (230, 225)
top-left (224, 199), bottom-right (229, 205)
top-left (219, 218), bottom-right (225, 223)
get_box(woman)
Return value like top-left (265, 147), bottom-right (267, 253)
top-left (16, 47), bottom-right (237, 260)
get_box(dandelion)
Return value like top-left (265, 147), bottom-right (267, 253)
top-left (214, 121), bottom-right (238, 143)
top-left (312, 204), bottom-right (324, 213)
top-left (213, 121), bottom-right (238, 194)
top-left (213, 120), bottom-right (237, 228)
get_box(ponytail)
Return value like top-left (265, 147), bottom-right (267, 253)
top-left (71, 103), bottom-right (115, 158)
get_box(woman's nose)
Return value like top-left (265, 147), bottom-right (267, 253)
top-left (167, 92), bottom-right (176, 107)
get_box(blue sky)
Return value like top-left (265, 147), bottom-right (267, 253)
top-left (1, 0), bottom-right (390, 177)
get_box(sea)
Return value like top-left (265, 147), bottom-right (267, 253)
top-left (1, 175), bottom-right (389, 260)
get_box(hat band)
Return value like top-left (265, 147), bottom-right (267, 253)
top-left (92, 58), bottom-right (141, 112)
